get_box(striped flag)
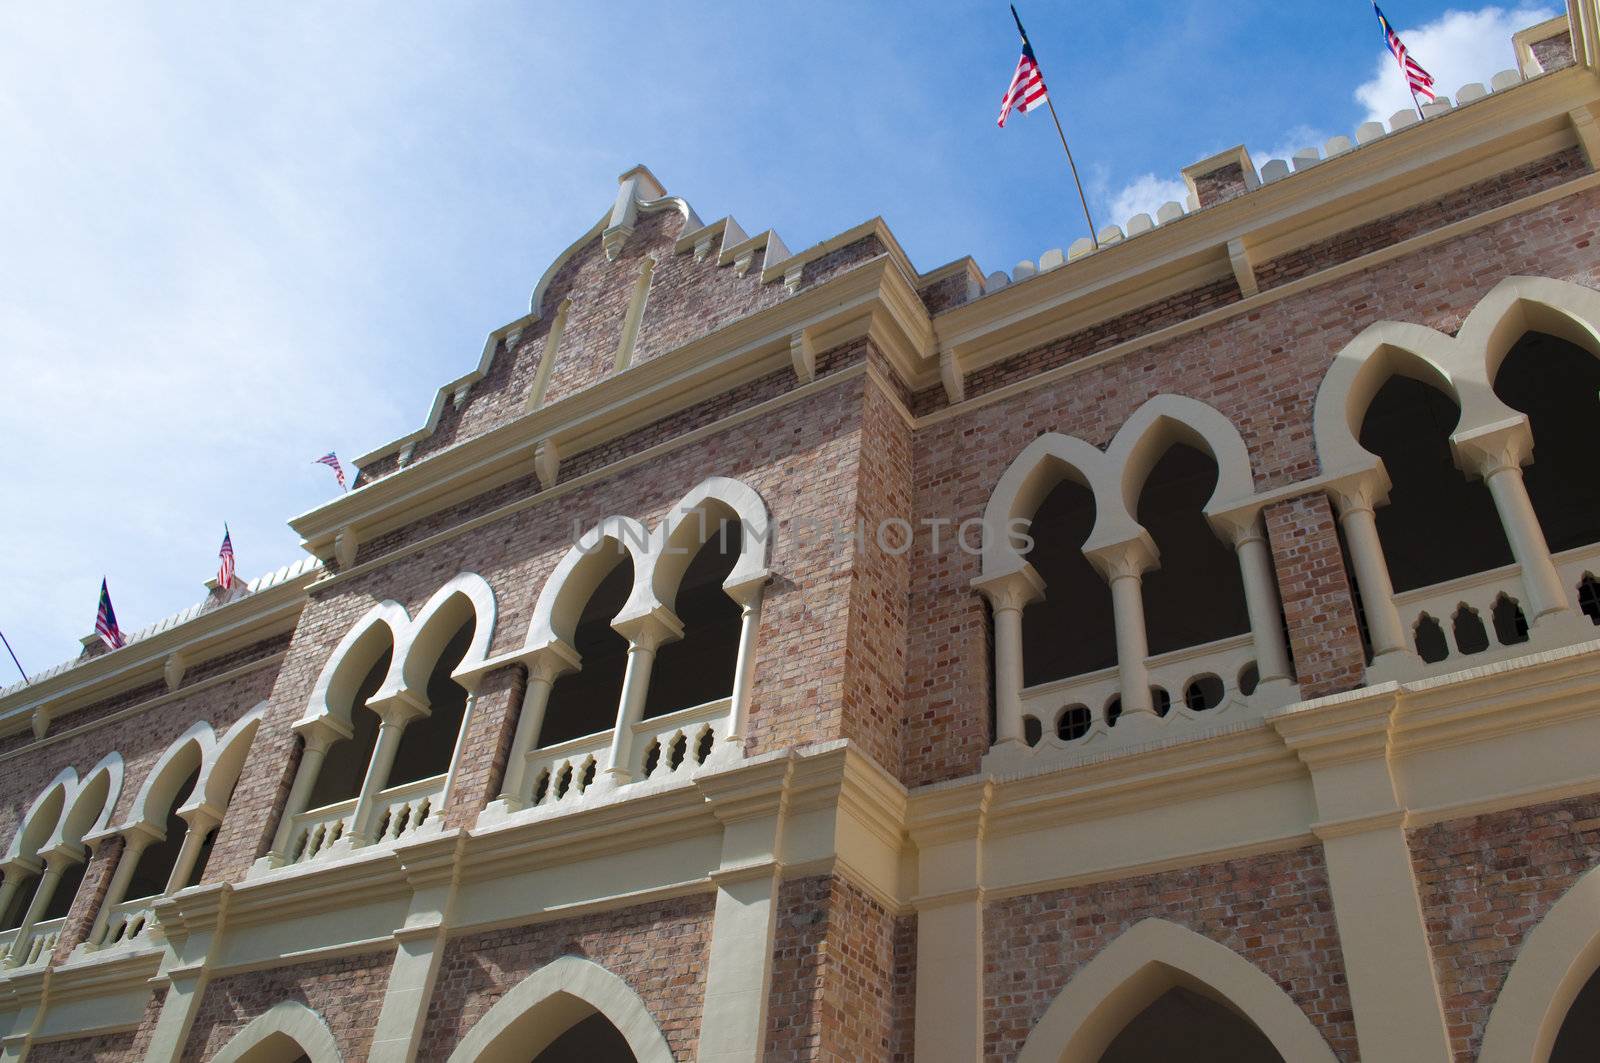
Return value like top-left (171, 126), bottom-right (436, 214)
top-left (315, 452), bottom-right (347, 491)
top-left (95, 579), bottom-right (125, 650)
top-left (1373, 3), bottom-right (1436, 103)
top-left (998, 6), bottom-right (1049, 128)
top-left (218, 525), bottom-right (236, 590)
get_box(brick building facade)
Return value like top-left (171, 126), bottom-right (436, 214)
top-left (3, 8), bottom-right (1600, 1061)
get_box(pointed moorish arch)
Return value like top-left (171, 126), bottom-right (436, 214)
top-left (1480, 860), bottom-right (1600, 1063)
top-left (1312, 275), bottom-right (1600, 476)
top-left (125, 706), bottom-right (266, 831)
top-left (526, 516), bottom-right (655, 652)
top-left (981, 394), bottom-right (1258, 579)
top-left (5, 753), bottom-right (128, 859)
top-left (1015, 919), bottom-right (1338, 1063)
top-left (444, 955), bottom-right (674, 1063)
top-left (645, 475), bottom-right (772, 613)
top-left (209, 1000), bottom-right (342, 1063)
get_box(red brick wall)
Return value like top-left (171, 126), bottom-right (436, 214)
top-left (415, 891), bottom-right (714, 1062)
top-left (1265, 493), bottom-right (1367, 697)
top-left (181, 951), bottom-right (394, 1063)
top-left (1408, 792), bottom-right (1600, 1061)
top-left (983, 844), bottom-right (1357, 1062)
top-left (439, 664), bottom-right (526, 828)
top-left (766, 874), bottom-right (898, 1062)
top-left (53, 833), bottom-right (124, 961)
top-left (891, 913), bottom-right (917, 1063)
top-left (903, 180), bottom-right (1600, 787)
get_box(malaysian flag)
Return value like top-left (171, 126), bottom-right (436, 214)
top-left (95, 578), bottom-right (125, 650)
top-left (218, 525), bottom-right (236, 590)
top-left (315, 452), bottom-right (347, 491)
top-left (1373, 3), bottom-right (1436, 103)
top-left (998, 5), bottom-right (1049, 128)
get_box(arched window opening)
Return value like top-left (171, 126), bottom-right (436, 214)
top-left (530, 1011), bottom-right (637, 1062)
top-left (1098, 985), bottom-right (1284, 1063)
top-left (388, 619), bottom-right (475, 786)
top-left (40, 860), bottom-right (86, 921)
top-left (645, 522), bottom-right (742, 718)
top-left (1022, 478), bottom-right (1114, 686)
top-left (1551, 963), bottom-right (1600, 1061)
top-left (0, 873), bottom-right (37, 930)
top-left (1493, 331), bottom-right (1600, 554)
top-left (1415, 614), bottom-right (1449, 664)
top-left (540, 550), bottom-right (634, 747)
top-left (307, 648), bottom-right (391, 809)
top-left (1360, 376), bottom-right (1511, 592)
top-left (125, 764), bottom-right (200, 901)
top-left (1452, 605), bottom-right (1490, 655)
top-left (1135, 444), bottom-right (1250, 655)
top-left (1580, 574), bottom-right (1600, 624)
top-left (1491, 594), bottom-right (1530, 646)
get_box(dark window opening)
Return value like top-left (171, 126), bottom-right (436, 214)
top-left (1415, 614), bottom-right (1449, 664)
top-left (1022, 478), bottom-right (1115, 686)
top-left (1058, 705), bottom-right (1092, 741)
top-left (645, 523), bottom-right (743, 719)
top-left (1552, 963), bottom-right (1600, 1062)
top-left (0, 874), bottom-right (37, 930)
top-left (1452, 605), bottom-right (1490, 655)
top-left (1580, 574), bottom-right (1600, 624)
top-left (1361, 375), bottom-right (1511, 592)
top-left (125, 765), bottom-right (200, 901)
top-left (1137, 444), bottom-right (1250, 655)
top-left (1491, 594), bottom-right (1530, 646)
top-left (1493, 331), bottom-right (1600, 554)
top-left (530, 1011), bottom-right (637, 1062)
top-left (1099, 985), bottom-right (1284, 1063)
top-left (1105, 696), bottom-right (1122, 727)
top-left (40, 858), bottom-right (86, 921)
top-left (540, 551), bottom-right (634, 747)
top-left (389, 619), bottom-right (475, 786)
top-left (1238, 661), bottom-right (1260, 697)
top-left (308, 647), bottom-right (391, 809)
top-left (1023, 716), bottom-right (1043, 746)
top-left (1151, 686), bottom-right (1172, 717)
top-left (1186, 675), bottom-right (1225, 711)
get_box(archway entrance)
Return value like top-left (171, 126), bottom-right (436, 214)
top-left (1550, 965), bottom-right (1600, 1061)
top-left (529, 1011), bottom-right (636, 1062)
top-left (1098, 986), bottom-right (1283, 1063)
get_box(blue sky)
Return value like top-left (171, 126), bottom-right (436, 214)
top-left (0, 2), bottom-right (1556, 677)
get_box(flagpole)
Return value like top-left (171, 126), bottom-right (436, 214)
top-left (0, 631), bottom-right (27, 685)
top-left (1011, 5), bottom-right (1099, 250)
top-left (1044, 98), bottom-right (1100, 250)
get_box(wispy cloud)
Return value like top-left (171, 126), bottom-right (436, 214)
top-left (1103, 173), bottom-right (1190, 227)
top-left (1354, 5), bottom-right (1556, 123)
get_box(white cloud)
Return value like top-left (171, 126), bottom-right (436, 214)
top-left (1104, 173), bottom-right (1190, 226)
top-left (1250, 125), bottom-right (1335, 171)
top-left (1355, 5), bottom-right (1556, 123)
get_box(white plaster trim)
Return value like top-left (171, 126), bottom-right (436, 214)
top-left (1479, 859), bottom-right (1600, 1063)
top-left (1015, 918), bottom-right (1339, 1063)
top-left (4, 752), bottom-right (124, 860)
top-left (444, 954), bottom-right (674, 1063)
top-left (210, 1000), bottom-right (342, 1063)
top-left (125, 706), bottom-right (264, 832)
top-left (1312, 275), bottom-right (1600, 477)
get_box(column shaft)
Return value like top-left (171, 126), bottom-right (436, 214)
top-left (992, 604), bottom-right (1027, 746)
top-left (605, 642), bottom-right (659, 782)
top-left (1484, 465), bottom-right (1569, 620)
top-left (1337, 504), bottom-right (1408, 657)
top-left (266, 738), bottom-right (332, 863)
top-left (350, 719), bottom-right (409, 845)
top-left (723, 595), bottom-right (764, 751)
top-left (499, 674), bottom-right (556, 806)
top-left (1235, 523), bottom-right (1294, 684)
top-left (86, 837), bottom-right (150, 947)
top-left (1109, 572), bottom-right (1154, 717)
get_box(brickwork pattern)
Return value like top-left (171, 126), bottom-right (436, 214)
top-left (1265, 492), bottom-right (1368, 697)
top-left (766, 874), bottom-right (898, 1062)
top-left (984, 844), bottom-right (1357, 1062)
top-left (440, 663), bottom-right (526, 827)
top-left (31, 988), bottom-right (166, 1063)
top-left (891, 914), bottom-right (917, 1063)
top-left (1193, 160), bottom-right (1252, 207)
top-left (416, 891), bottom-right (714, 1061)
top-left (1408, 792), bottom-right (1600, 1061)
top-left (181, 950), bottom-right (394, 1063)
top-left (905, 181), bottom-right (1600, 786)
top-left (52, 833), bottom-right (124, 962)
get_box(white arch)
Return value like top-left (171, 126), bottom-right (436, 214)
top-left (4, 768), bottom-right (77, 862)
top-left (981, 433), bottom-right (1119, 577)
top-left (299, 600), bottom-right (408, 731)
top-left (1313, 276), bottom-right (1600, 476)
top-left (644, 475), bottom-right (773, 612)
top-left (1480, 860), bottom-right (1600, 1063)
top-left (127, 720), bottom-right (216, 832)
top-left (189, 705), bottom-right (266, 813)
top-left (1106, 394), bottom-right (1256, 526)
top-left (392, 572), bottom-right (497, 696)
top-left (210, 1000), bottom-right (342, 1063)
top-left (445, 954), bottom-right (674, 1063)
top-left (1015, 918), bottom-right (1339, 1063)
top-left (526, 516), bottom-right (654, 650)
top-left (47, 752), bottom-right (124, 852)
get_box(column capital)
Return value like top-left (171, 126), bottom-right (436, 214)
top-left (1452, 418), bottom-right (1534, 479)
top-left (722, 571), bottom-right (771, 610)
top-left (1326, 467), bottom-right (1393, 517)
top-left (1209, 506), bottom-right (1268, 549)
top-left (612, 607), bottom-right (684, 652)
top-left (176, 803), bottom-right (225, 835)
top-left (1085, 533), bottom-right (1159, 582)
top-left (524, 639), bottom-right (581, 684)
top-left (972, 563), bottom-right (1045, 612)
top-left (0, 856), bottom-right (42, 880)
top-left (121, 822), bottom-right (164, 851)
top-left (38, 843), bottom-right (84, 873)
top-left (293, 714), bottom-right (355, 752)
top-left (365, 688), bottom-right (432, 727)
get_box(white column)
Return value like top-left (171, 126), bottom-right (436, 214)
top-left (973, 565), bottom-right (1045, 750)
top-left (1088, 536), bottom-right (1160, 725)
top-left (1222, 512), bottom-right (1295, 690)
top-left (1456, 423), bottom-right (1571, 622)
top-left (494, 644), bottom-right (579, 809)
top-left (720, 577), bottom-right (769, 757)
top-left (349, 692), bottom-right (429, 846)
top-left (261, 718), bottom-right (350, 867)
top-left (1331, 476), bottom-right (1409, 659)
top-left (84, 827), bottom-right (156, 948)
top-left (164, 808), bottom-right (222, 895)
top-left (604, 611), bottom-right (682, 785)
top-left (5, 849), bottom-right (73, 967)
top-left (0, 859), bottom-right (39, 933)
